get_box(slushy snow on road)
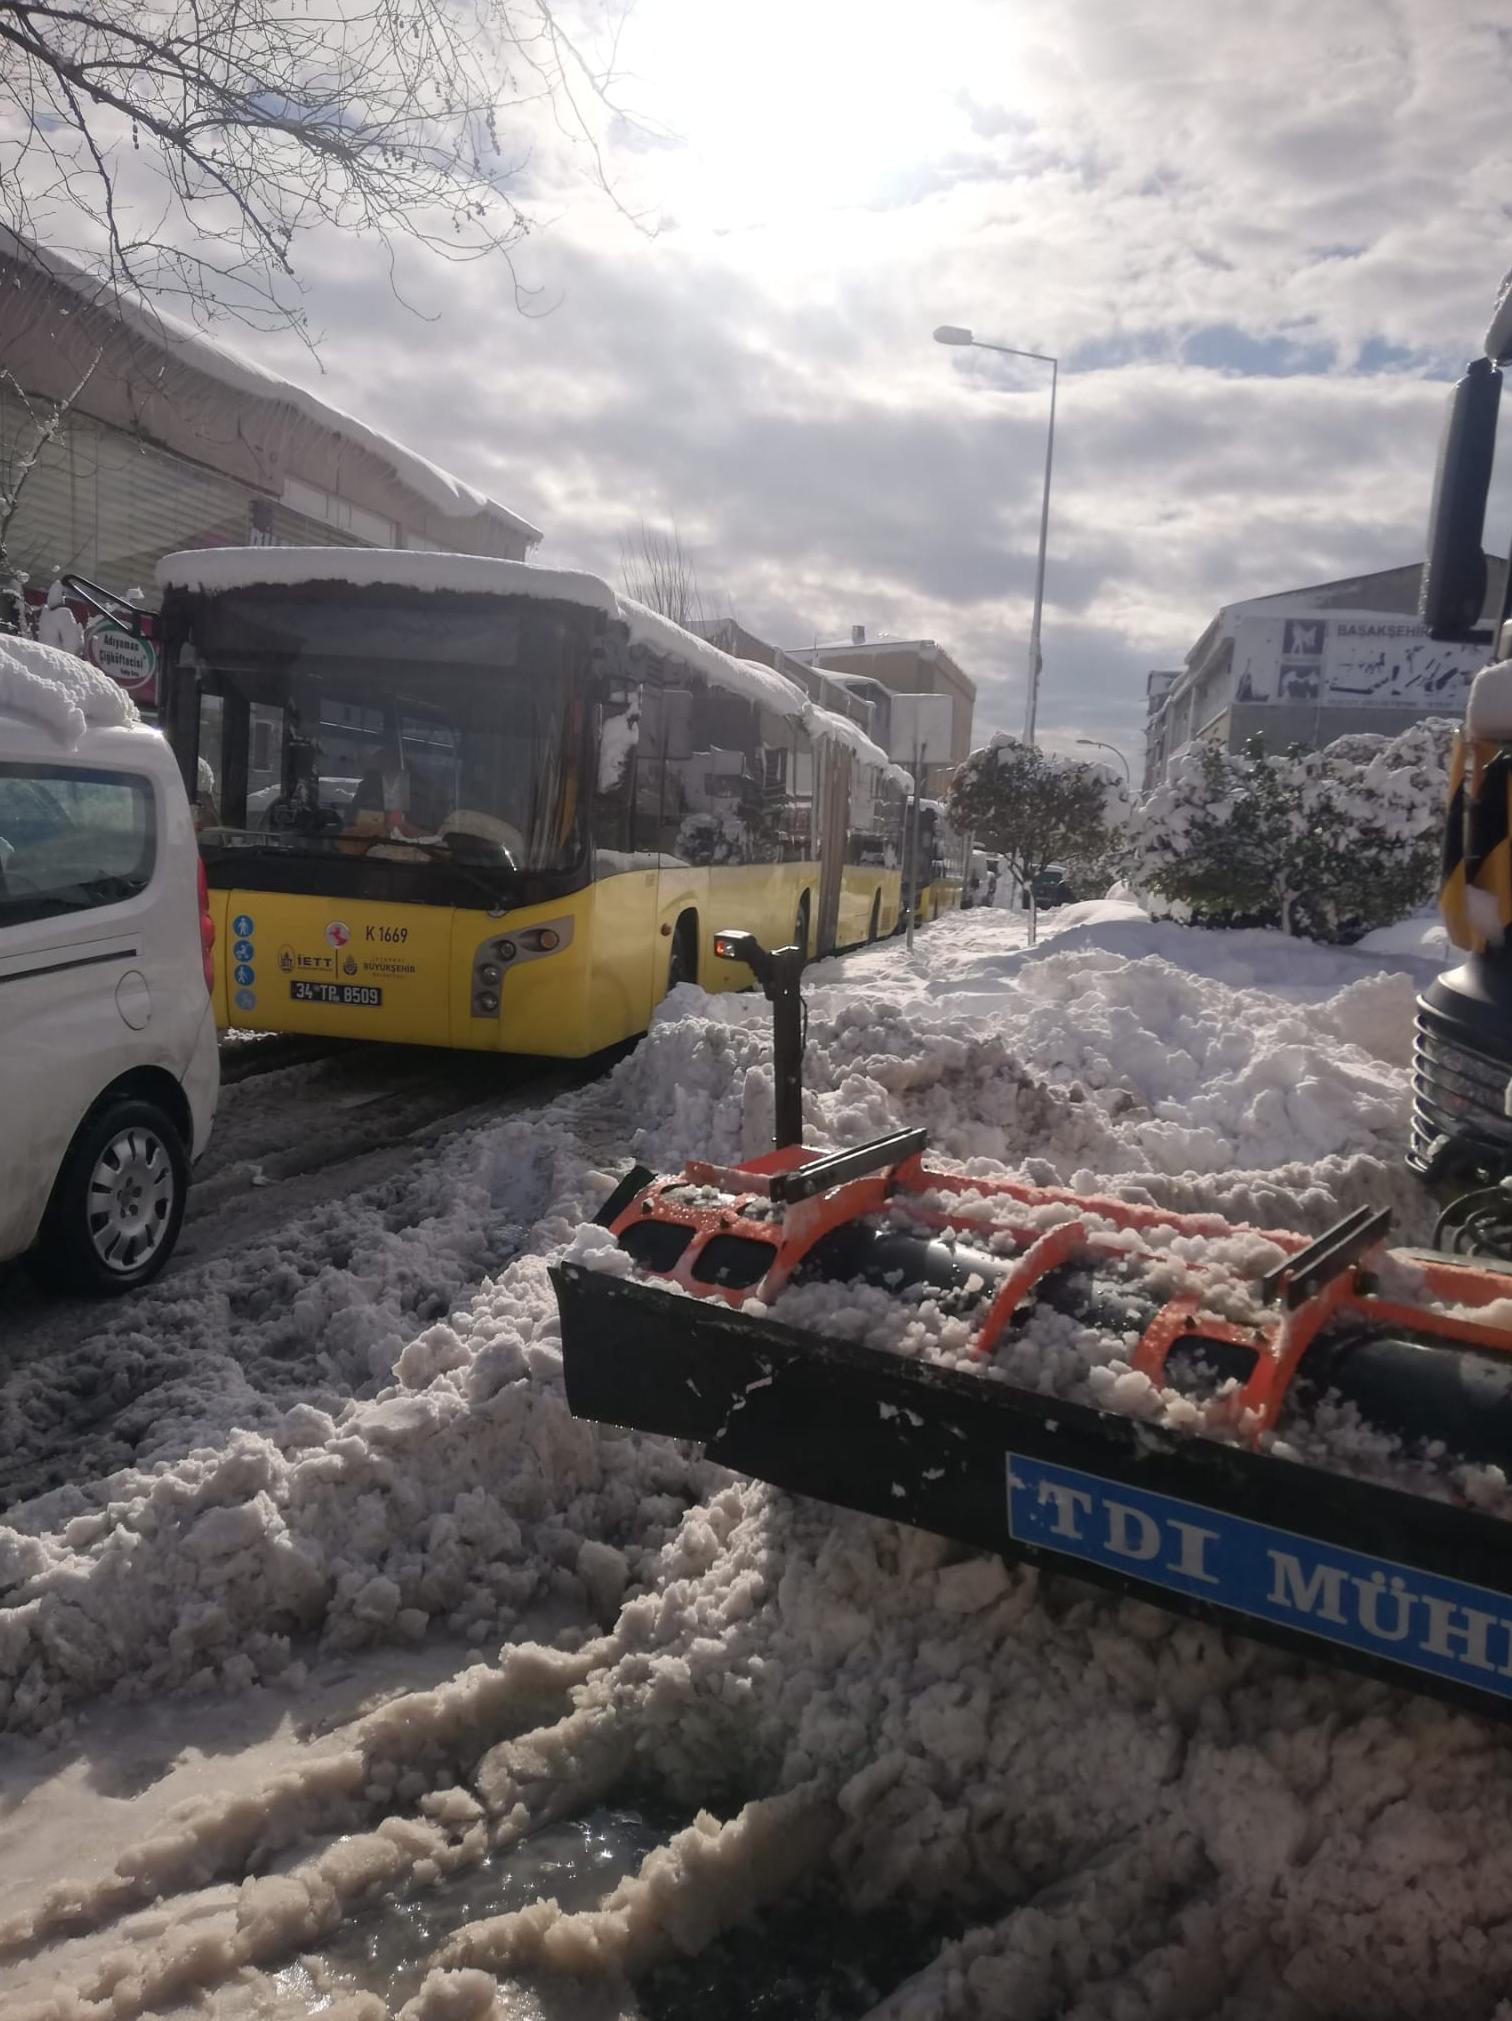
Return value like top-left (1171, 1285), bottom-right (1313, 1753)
top-left (4, 904), bottom-right (1505, 2021)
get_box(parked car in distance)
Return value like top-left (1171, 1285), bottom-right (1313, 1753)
top-left (0, 638), bottom-right (219, 1293)
top-left (1027, 863), bottom-right (1075, 910)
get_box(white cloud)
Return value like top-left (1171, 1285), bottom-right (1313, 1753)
top-left (231, 0), bottom-right (1512, 773)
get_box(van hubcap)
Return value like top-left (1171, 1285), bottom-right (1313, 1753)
top-left (88, 1128), bottom-right (175, 1273)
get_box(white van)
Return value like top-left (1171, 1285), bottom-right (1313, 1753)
top-left (0, 638), bottom-right (218, 1293)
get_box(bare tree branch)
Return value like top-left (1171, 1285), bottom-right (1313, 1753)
top-left (0, 340), bottom-right (101, 626)
top-left (619, 519), bottom-right (703, 628)
top-left (0, 0), bottom-right (646, 338)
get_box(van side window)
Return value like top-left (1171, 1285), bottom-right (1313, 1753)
top-left (0, 765), bottom-right (156, 928)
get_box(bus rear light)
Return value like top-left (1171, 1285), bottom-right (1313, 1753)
top-left (197, 859), bottom-right (215, 994)
top-left (534, 927), bottom-right (561, 952)
top-left (476, 991), bottom-right (500, 1015)
top-left (494, 939), bottom-right (518, 963)
top-left (478, 963), bottom-right (502, 987)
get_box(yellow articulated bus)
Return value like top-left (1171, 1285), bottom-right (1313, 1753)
top-left (155, 550), bottom-right (909, 1055)
top-left (907, 799), bottom-right (969, 925)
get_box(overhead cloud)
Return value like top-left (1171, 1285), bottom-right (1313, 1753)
top-left (236, 0), bottom-right (1511, 770)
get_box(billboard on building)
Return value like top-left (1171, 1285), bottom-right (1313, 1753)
top-left (1233, 613), bottom-right (1483, 712)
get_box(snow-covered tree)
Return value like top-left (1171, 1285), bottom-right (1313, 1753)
top-left (1125, 721), bottom-right (1454, 942)
top-left (946, 735), bottom-right (1124, 910)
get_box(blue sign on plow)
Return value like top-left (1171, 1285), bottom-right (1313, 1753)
top-left (1007, 1452), bottom-right (1512, 1702)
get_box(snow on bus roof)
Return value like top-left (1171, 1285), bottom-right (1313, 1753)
top-left (0, 633), bottom-right (141, 745)
top-left (157, 546), bottom-right (617, 614)
top-left (803, 696), bottom-right (911, 785)
top-left (156, 547), bottom-right (906, 770)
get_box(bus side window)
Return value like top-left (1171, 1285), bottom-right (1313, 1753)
top-left (677, 680), bottom-right (759, 866)
top-left (790, 719), bottom-right (815, 861)
top-left (592, 683), bottom-right (642, 860)
top-left (644, 681), bottom-right (695, 857)
top-left (783, 715), bottom-right (812, 861)
top-left (753, 707), bottom-right (793, 864)
top-left (885, 775), bottom-right (906, 869)
top-left (631, 683), bottom-right (668, 858)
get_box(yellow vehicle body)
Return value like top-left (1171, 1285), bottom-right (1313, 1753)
top-left (918, 879), bottom-right (964, 925)
top-left (167, 552), bottom-right (909, 1058)
top-left (211, 861), bottom-right (902, 1055)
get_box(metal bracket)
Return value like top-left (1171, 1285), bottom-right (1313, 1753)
top-left (768, 1128), bottom-right (928, 1204)
top-left (1262, 1204), bottom-right (1393, 1309)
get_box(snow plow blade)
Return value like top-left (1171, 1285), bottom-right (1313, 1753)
top-left (554, 1260), bottom-right (1512, 1717)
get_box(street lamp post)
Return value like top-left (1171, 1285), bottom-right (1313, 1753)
top-left (934, 324), bottom-right (1057, 747)
top-left (1075, 736), bottom-right (1130, 784)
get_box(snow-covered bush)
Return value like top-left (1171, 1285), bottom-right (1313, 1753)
top-left (1125, 719), bottom-right (1454, 942)
top-left (947, 734), bottom-right (1127, 902)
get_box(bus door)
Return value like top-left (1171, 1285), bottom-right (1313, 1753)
top-left (815, 743), bottom-right (850, 955)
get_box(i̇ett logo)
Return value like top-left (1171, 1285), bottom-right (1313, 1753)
top-left (325, 921), bottom-right (352, 950)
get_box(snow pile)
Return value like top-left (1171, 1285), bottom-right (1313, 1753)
top-left (29, 1477), bottom-right (1512, 2019)
top-left (4, 907), bottom-right (1508, 2020)
top-left (1356, 909), bottom-right (1451, 964)
top-left (0, 1081), bottom-right (718, 1728)
top-left (0, 632), bottom-right (140, 744)
top-left (627, 917), bottom-right (1426, 1210)
top-left (0, 1258), bottom-right (656, 1729)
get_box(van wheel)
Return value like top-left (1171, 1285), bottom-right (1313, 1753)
top-left (868, 892), bottom-right (882, 943)
top-left (793, 893), bottom-right (811, 961)
top-left (32, 1098), bottom-right (189, 1296)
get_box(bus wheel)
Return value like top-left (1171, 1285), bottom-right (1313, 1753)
top-left (793, 892), bottom-right (811, 960)
top-left (868, 892), bottom-right (882, 943)
top-left (665, 916), bottom-right (698, 997)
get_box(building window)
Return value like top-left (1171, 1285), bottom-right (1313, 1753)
top-left (281, 476), bottom-right (397, 547)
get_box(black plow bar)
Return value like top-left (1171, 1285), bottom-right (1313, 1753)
top-left (554, 1261), bottom-right (1512, 1720)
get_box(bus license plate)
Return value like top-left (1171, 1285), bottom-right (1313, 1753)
top-left (290, 981), bottom-right (384, 1008)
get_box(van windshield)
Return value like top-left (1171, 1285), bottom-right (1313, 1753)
top-left (189, 588), bottom-right (591, 890)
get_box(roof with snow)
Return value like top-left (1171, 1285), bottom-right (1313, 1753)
top-left (0, 230), bottom-right (542, 549)
top-left (157, 548), bottom-right (909, 778)
top-left (0, 634), bottom-right (142, 745)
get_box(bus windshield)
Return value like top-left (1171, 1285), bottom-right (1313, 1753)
top-left (187, 588), bottom-right (590, 889)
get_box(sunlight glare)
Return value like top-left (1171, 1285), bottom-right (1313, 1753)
top-left (624, 0), bottom-right (1003, 231)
